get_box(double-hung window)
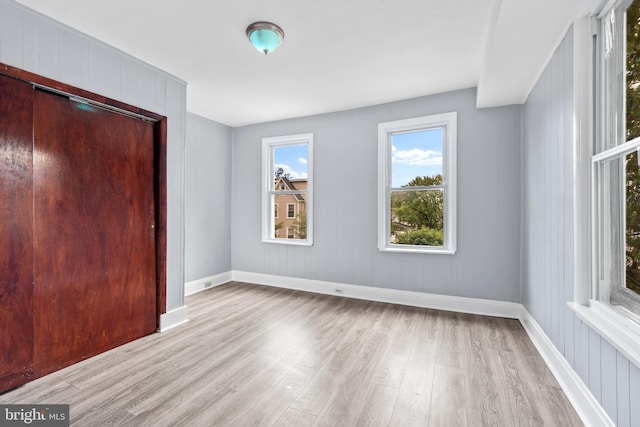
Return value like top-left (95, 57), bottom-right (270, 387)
top-left (571, 0), bottom-right (640, 366)
top-left (262, 133), bottom-right (313, 245)
top-left (594, 0), bottom-right (640, 319)
top-left (377, 113), bottom-right (457, 253)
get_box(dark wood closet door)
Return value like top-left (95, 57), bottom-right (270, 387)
top-left (32, 90), bottom-right (157, 376)
top-left (0, 75), bottom-right (35, 391)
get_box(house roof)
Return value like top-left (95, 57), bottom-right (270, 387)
top-left (276, 177), bottom-right (305, 202)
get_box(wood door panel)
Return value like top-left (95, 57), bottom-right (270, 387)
top-left (33, 90), bottom-right (157, 376)
top-left (0, 75), bottom-right (35, 391)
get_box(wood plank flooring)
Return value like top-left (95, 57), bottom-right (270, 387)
top-left (0, 282), bottom-right (583, 426)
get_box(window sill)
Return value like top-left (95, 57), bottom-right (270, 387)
top-left (379, 245), bottom-right (455, 255)
top-left (568, 300), bottom-right (640, 367)
top-left (262, 238), bottom-right (313, 247)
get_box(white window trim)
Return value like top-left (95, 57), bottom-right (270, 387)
top-left (377, 112), bottom-right (457, 254)
top-left (569, 300), bottom-right (640, 366)
top-left (261, 133), bottom-right (313, 246)
top-left (569, 13), bottom-right (640, 368)
top-left (287, 203), bottom-right (295, 218)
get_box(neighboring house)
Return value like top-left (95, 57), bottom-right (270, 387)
top-left (273, 177), bottom-right (306, 239)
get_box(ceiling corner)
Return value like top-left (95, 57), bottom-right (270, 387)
top-left (476, 0), bottom-right (586, 109)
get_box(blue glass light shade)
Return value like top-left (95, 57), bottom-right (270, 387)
top-left (246, 22), bottom-right (284, 55)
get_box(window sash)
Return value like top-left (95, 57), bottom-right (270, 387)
top-left (594, 122), bottom-right (640, 318)
top-left (594, 0), bottom-right (640, 317)
top-left (388, 188), bottom-right (445, 248)
top-left (377, 112), bottom-right (457, 254)
top-left (261, 133), bottom-right (313, 246)
top-left (385, 160), bottom-right (448, 249)
top-left (568, 5), bottom-right (640, 371)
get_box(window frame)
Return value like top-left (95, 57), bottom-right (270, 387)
top-left (593, 141), bottom-right (640, 315)
top-left (569, 2), bottom-right (640, 367)
top-left (287, 203), bottom-right (295, 219)
top-left (377, 112), bottom-right (457, 254)
top-left (261, 133), bottom-right (313, 246)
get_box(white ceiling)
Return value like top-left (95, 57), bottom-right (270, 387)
top-left (16, 0), bottom-right (592, 127)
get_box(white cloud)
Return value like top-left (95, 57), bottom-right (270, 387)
top-left (298, 157), bottom-right (308, 165)
top-left (274, 163), bottom-right (308, 179)
top-left (391, 146), bottom-right (442, 166)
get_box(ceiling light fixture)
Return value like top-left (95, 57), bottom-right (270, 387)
top-left (246, 21), bottom-right (285, 55)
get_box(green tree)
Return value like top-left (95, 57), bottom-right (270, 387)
top-left (392, 175), bottom-right (443, 230)
top-left (292, 212), bottom-right (307, 239)
top-left (396, 227), bottom-right (443, 246)
top-left (627, 1), bottom-right (640, 293)
top-left (274, 221), bottom-right (283, 238)
top-left (627, 1), bottom-right (640, 141)
top-left (390, 174), bottom-right (444, 246)
top-left (275, 167), bottom-right (291, 179)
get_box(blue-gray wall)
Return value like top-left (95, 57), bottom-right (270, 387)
top-left (185, 114), bottom-right (232, 282)
top-left (231, 89), bottom-right (522, 302)
top-left (5, 1), bottom-right (634, 423)
top-left (522, 27), bottom-right (640, 426)
top-left (0, 0), bottom-right (187, 312)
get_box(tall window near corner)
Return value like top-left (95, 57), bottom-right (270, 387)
top-left (378, 112), bottom-right (457, 254)
top-left (594, 0), bottom-right (640, 318)
top-left (262, 133), bottom-right (313, 246)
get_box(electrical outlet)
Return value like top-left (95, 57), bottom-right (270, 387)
top-left (335, 288), bottom-right (343, 294)
top-left (204, 281), bottom-right (213, 288)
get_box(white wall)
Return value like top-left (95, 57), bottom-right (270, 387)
top-left (0, 0), bottom-right (187, 312)
top-left (185, 113), bottom-right (232, 282)
top-left (522, 27), bottom-right (640, 426)
top-left (231, 89), bottom-right (522, 302)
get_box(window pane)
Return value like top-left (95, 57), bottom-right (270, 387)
top-left (391, 128), bottom-right (443, 188)
top-left (626, 151), bottom-right (640, 297)
top-left (626, 1), bottom-right (640, 300)
top-left (390, 189), bottom-right (443, 246)
top-left (617, 1), bottom-right (640, 314)
top-left (263, 133), bottom-right (313, 245)
top-left (601, 4), bottom-right (627, 152)
top-left (597, 156), bottom-right (625, 295)
top-left (627, 0), bottom-right (640, 144)
top-left (273, 144), bottom-right (308, 183)
top-left (378, 113), bottom-right (456, 253)
top-left (273, 194), bottom-right (307, 240)
top-left (597, 151), bottom-right (640, 315)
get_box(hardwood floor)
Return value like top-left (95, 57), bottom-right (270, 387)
top-left (0, 282), bottom-right (583, 426)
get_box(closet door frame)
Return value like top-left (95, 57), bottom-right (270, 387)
top-left (0, 62), bottom-right (168, 324)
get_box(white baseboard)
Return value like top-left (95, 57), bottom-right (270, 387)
top-left (159, 306), bottom-right (189, 332)
top-left (230, 270), bottom-right (522, 319)
top-left (519, 311), bottom-right (615, 427)
top-left (185, 271), bottom-right (232, 296)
